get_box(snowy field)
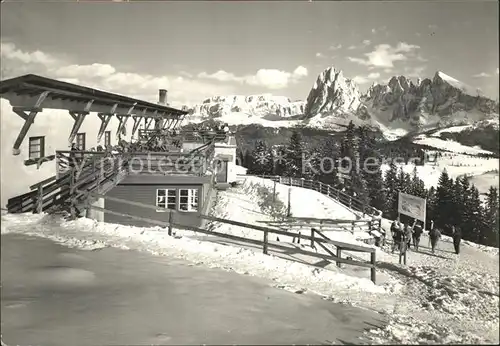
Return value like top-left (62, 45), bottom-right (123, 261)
top-left (413, 135), bottom-right (494, 155)
top-left (1, 175), bottom-right (499, 344)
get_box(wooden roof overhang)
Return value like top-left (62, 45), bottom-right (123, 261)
top-left (0, 74), bottom-right (189, 155)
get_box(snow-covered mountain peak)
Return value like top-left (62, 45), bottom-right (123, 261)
top-left (188, 93), bottom-right (305, 120)
top-left (304, 66), bottom-right (361, 119)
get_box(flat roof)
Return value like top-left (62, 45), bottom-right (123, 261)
top-left (0, 74), bottom-right (188, 119)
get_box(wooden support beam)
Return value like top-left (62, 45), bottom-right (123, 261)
top-left (96, 103), bottom-right (118, 142)
top-left (115, 103), bottom-right (136, 137)
top-left (145, 117), bottom-right (154, 130)
top-left (12, 91), bottom-right (50, 155)
top-left (131, 115), bottom-right (143, 138)
top-left (67, 100), bottom-right (94, 144)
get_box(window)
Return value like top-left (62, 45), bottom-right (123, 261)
top-left (156, 189), bottom-right (177, 211)
top-left (28, 136), bottom-right (45, 160)
top-left (104, 131), bottom-right (111, 147)
top-left (76, 133), bottom-right (86, 151)
top-left (179, 189), bottom-right (198, 212)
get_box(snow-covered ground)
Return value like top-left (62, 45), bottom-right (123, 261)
top-left (2, 176), bottom-right (498, 344)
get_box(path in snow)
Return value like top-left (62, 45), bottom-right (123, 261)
top-left (1, 234), bottom-right (387, 346)
top-left (364, 221), bottom-right (500, 344)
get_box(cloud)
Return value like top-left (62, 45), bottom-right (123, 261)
top-left (347, 45), bottom-right (357, 50)
top-left (496, 68), bottom-right (499, 75)
top-left (347, 42), bottom-right (421, 68)
top-left (315, 52), bottom-right (325, 58)
top-left (428, 24), bottom-right (438, 30)
top-left (473, 72), bottom-right (491, 78)
top-left (352, 72), bottom-right (381, 85)
top-left (328, 44), bottom-right (342, 50)
top-left (404, 66), bottom-right (427, 78)
top-left (0, 41), bottom-right (235, 106)
top-left (362, 40), bottom-right (371, 46)
top-left (371, 28), bottom-right (377, 34)
top-left (198, 65), bottom-right (308, 90)
top-left (1, 41), bottom-right (309, 104)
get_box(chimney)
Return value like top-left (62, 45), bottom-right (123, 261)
top-left (158, 89), bottom-right (167, 105)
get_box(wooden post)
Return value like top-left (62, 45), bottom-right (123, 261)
top-left (287, 187), bottom-right (291, 217)
top-left (349, 197), bottom-right (352, 209)
top-left (279, 176), bottom-right (282, 184)
top-left (310, 228), bottom-right (315, 248)
top-left (301, 178), bottom-right (304, 187)
top-left (336, 247), bottom-right (342, 268)
top-left (370, 252), bottom-right (376, 284)
top-left (36, 184), bottom-right (43, 214)
top-left (351, 221), bottom-right (355, 234)
top-left (362, 204), bottom-right (366, 218)
top-left (327, 185), bottom-right (330, 196)
top-left (263, 230), bottom-right (269, 254)
top-left (273, 180), bottom-right (276, 203)
top-left (319, 181), bottom-right (323, 193)
top-left (168, 211), bottom-right (173, 236)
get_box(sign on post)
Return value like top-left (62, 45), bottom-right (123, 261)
top-left (398, 192), bottom-right (426, 222)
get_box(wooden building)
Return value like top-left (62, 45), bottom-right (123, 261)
top-left (2, 74), bottom-right (219, 229)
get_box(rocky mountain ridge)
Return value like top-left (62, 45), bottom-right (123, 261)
top-left (185, 67), bottom-right (498, 139)
top-left (304, 68), bottom-right (498, 130)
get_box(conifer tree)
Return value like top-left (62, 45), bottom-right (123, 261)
top-left (285, 130), bottom-right (306, 178)
top-left (249, 140), bottom-right (271, 175)
top-left (383, 160), bottom-right (399, 219)
top-left (462, 185), bottom-right (485, 243)
top-left (484, 186), bottom-right (499, 247)
top-left (435, 169), bottom-right (454, 231)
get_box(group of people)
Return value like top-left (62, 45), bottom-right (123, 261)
top-left (390, 217), bottom-right (463, 255)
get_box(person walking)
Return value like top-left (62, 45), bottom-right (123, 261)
top-left (451, 225), bottom-right (462, 255)
top-left (391, 218), bottom-right (403, 254)
top-left (428, 220), bottom-right (441, 254)
top-left (412, 220), bottom-right (424, 251)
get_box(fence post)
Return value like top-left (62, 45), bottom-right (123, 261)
top-left (301, 178), bottom-right (304, 187)
top-left (327, 184), bottom-right (330, 196)
top-left (310, 228), bottom-right (315, 248)
top-left (56, 154), bottom-right (60, 179)
top-left (168, 211), bottom-right (173, 236)
top-left (336, 247), bottom-right (342, 268)
top-left (370, 252), bottom-right (376, 284)
top-left (362, 204), bottom-right (366, 218)
top-left (287, 187), bottom-right (291, 217)
top-left (263, 230), bottom-right (269, 254)
top-left (319, 181), bottom-right (323, 193)
top-left (349, 196), bottom-right (352, 209)
top-left (36, 184), bottom-right (43, 214)
top-left (273, 180), bottom-right (277, 203)
top-left (279, 176), bottom-right (282, 184)
top-left (351, 221), bottom-right (355, 234)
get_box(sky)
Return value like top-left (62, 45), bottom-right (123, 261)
top-left (0, 0), bottom-right (498, 107)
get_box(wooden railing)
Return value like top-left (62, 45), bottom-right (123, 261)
top-left (259, 215), bottom-right (383, 246)
top-left (7, 152), bottom-right (129, 215)
top-left (80, 191), bottom-right (378, 283)
top-left (247, 175), bottom-right (382, 219)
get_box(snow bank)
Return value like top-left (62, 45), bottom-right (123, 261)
top-left (1, 213), bottom-right (393, 309)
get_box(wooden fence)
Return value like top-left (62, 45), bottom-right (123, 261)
top-left (79, 191), bottom-right (378, 283)
top-left (246, 175), bottom-right (382, 219)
